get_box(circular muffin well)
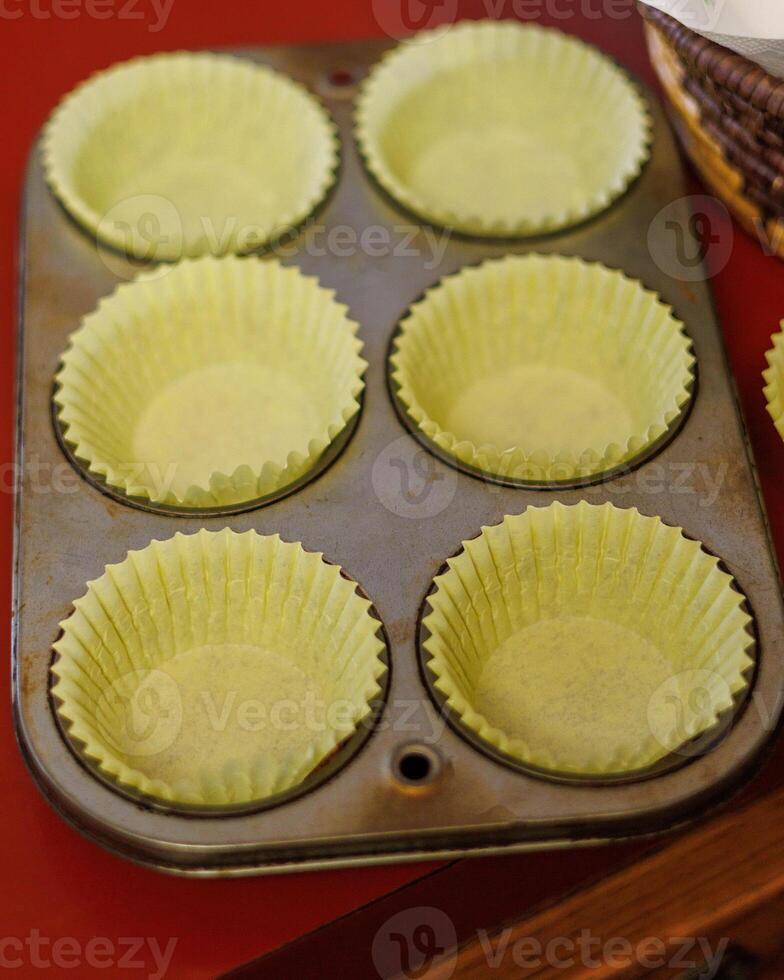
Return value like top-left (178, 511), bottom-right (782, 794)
top-left (356, 20), bottom-right (652, 237)
top-left (418, 502), bottom-right (756, 781)
top-left (50, 529), bottom-right (390, 814)
top-left (43, 51), bottom-right (339, 261)
top-left (390, 254), bottom-right (696, 487)
top-left (54, 256), bottom-right (366, 513)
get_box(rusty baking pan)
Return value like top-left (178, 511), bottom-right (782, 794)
top-left (12, 37), bottom-right (784, 876)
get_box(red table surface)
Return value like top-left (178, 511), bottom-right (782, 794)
top-left (2, 2), bottom-right (783, 977)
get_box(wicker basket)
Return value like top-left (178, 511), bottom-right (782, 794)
top-left (639, 3), bottom-right (784, 260)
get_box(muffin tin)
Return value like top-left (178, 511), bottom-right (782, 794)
top-left (13, 37), bottom-right (784, 875)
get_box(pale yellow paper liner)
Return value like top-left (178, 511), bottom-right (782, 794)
top-left (51, 529), bottom-right (388, 807)
top-left (391, 254), bottom-right (694, 484)
top-left (356, 20), bottom-right (651, 237)
top-left (423, 501), bottom-right (754, 776)
top-left (43, 51), bottom-right (339, 260)
top-left (54, 255), bottom-right (366, 510)
top-left (763, 321), bottom-right (784, 440)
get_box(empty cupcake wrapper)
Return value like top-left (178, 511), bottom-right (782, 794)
top-left (391, 253), bottom-right (695, 485)
top-left (356, 20), bottom-right (651, 237)
top-left (51, 529), bottom-right (388, 807)
top-left (43, 51), bottom-right (339, 260)
top-left (763, 322), bottom-right (784, 440)
top-left (422, 501), bottom-right (754, 777)
top-left (54, 255), bottom-right (366, 510)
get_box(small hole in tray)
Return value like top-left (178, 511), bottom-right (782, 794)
top-left (328, 66), bottom-right (356, 87)
top-left (399, 752), bottom-right (431, 782)
top-left (394, 744), bottom-right (442, 787)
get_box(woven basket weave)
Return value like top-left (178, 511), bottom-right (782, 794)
top-left (639, 3), bottom-right (784, 260)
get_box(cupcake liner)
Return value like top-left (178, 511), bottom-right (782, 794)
top-left (356, 20), bottom-right (651, 237)
top-left (422, 501), bottom-right (754, 777)
top-left (43, 51), bottom-right (339, 261)
top-left (54, 255), bottom-right (365, 510)
top-left (763, 322), bottom-right (784, 440)
top-left (51, 529), bottom-right (388, 807)
top-left (391, 254), bottom-right (695, 485)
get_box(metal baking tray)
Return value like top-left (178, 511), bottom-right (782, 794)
top-left (13, 37), bottom-right (784, 876)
